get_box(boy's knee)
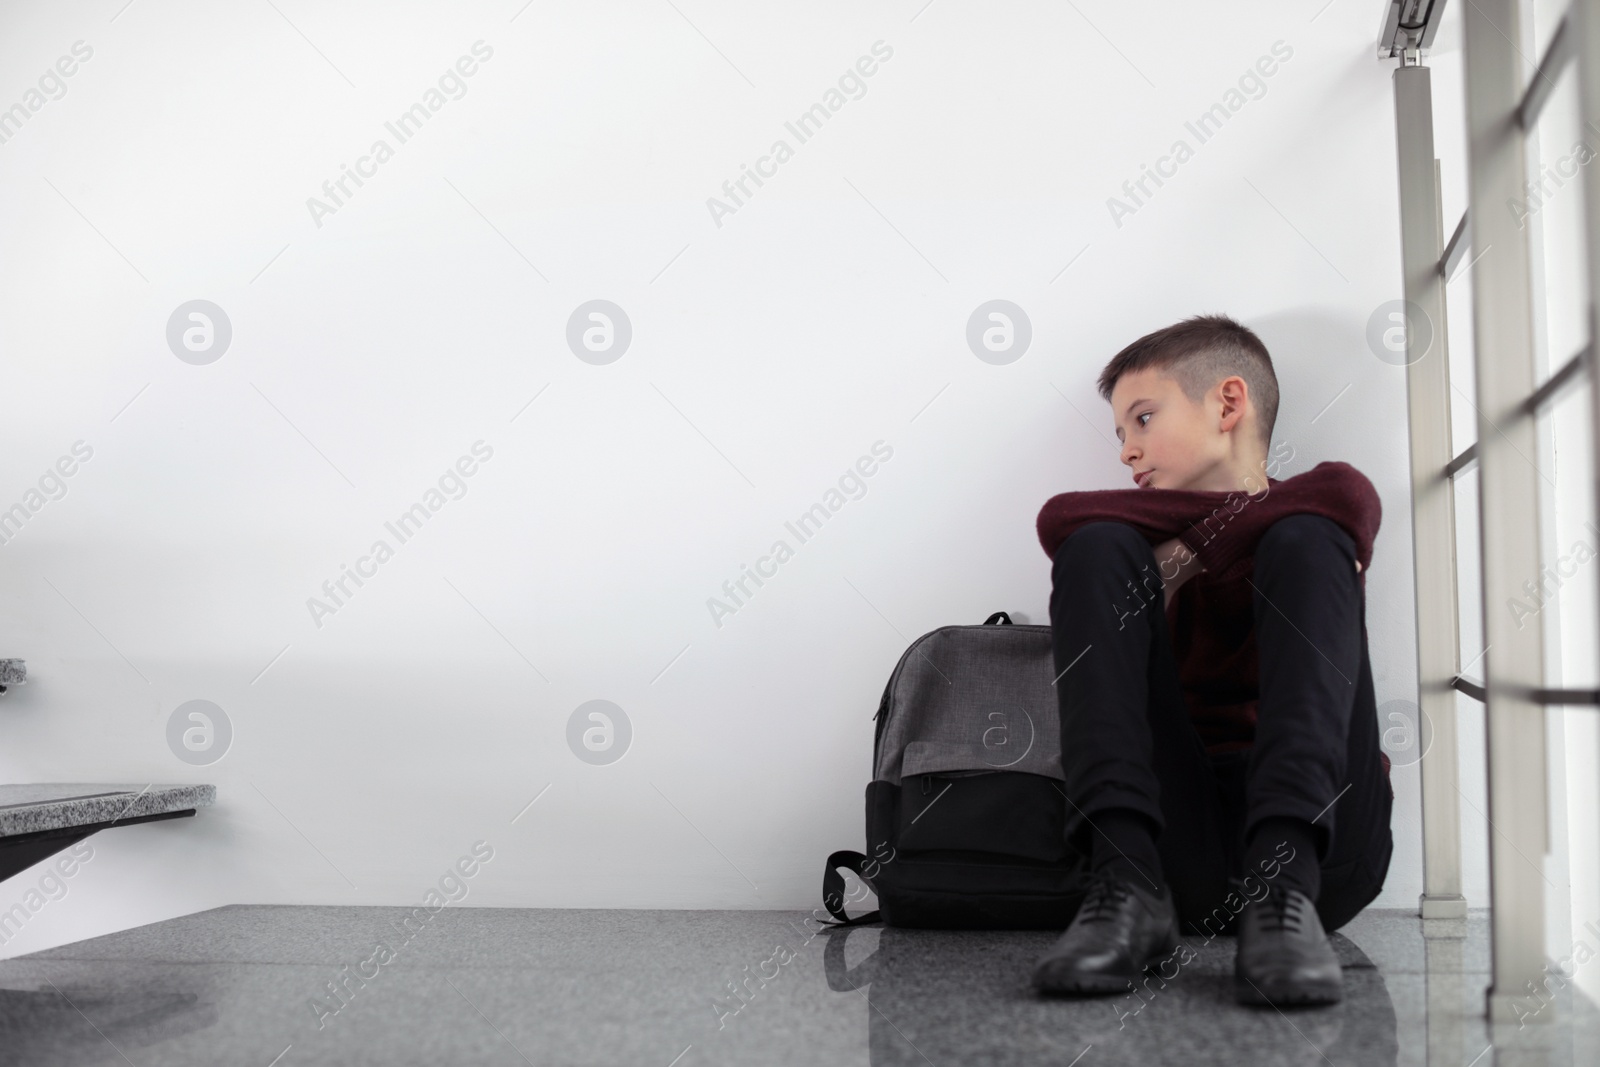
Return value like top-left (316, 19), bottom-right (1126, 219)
top-left (1257, 514), bottom-right (1352, 563)
top-left (1053, 521), bottom-right (1147, 574)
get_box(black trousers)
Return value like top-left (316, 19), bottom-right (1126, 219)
top-left (1049, 516), bottom-right (1393, 935)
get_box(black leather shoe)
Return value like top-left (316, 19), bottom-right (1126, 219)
top-left (1032, 870), bottom-right (1180, 995)
top-left (1234, 884), bottom-right (1342, 1006)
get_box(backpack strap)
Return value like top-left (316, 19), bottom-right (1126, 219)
top-left (983, 611), bottom-right (1013, 625)
top-left (817, 850), bottom-right (882, 928)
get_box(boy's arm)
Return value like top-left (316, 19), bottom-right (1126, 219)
top-left (1179, 461), bottom-right (1381, 580)
top-left (1035, 461), bottom-right (1381, 578)
top-left (1035, 486), bottom-right (1217, 561)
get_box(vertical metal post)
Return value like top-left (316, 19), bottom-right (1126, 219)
top-left (1461, 0), bottom-right (1554, 1024)
top-left (1574, 12), bottom-right (1600, 1022)
top-left (1393, 57), bottom-right (1467, 920)
top-left (1577, 1), bottom-right (1600, 709)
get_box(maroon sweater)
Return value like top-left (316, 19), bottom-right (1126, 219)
top-left (1036, 460), bottom-right (1391, 781)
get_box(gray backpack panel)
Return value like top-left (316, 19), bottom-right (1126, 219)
top-left (874, 622), bottom-right (1063, 786)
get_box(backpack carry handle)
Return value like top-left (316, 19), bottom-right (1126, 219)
top-left (983, 611), bottom-right (1013, 625)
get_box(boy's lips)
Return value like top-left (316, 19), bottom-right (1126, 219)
top-left (1134, 469), bottom-right (1153, 488)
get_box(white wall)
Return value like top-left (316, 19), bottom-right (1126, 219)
top-left (0, 0), bottom-right (1432, 955)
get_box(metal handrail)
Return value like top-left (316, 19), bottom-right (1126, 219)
top-left (1440, 210), bottom-right (1471, 280)
top-left (1440, 343), bottom-right (1590, 481)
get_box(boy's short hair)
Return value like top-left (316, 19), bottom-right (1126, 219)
top-left (1096, 314), bottom-right (1279, 451)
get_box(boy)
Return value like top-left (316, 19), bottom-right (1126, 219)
top-left (1029, 314), bottom-right (1393, 1007)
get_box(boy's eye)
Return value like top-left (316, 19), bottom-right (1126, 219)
top-left (1137, 412), bottom-right (1151, 427)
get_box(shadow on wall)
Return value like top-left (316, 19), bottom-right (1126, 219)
top-left (1248, 308), bottom-right (1383, 459)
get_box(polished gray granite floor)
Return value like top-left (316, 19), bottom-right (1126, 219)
top-left (1, 905), bottom-right (1596, 1065)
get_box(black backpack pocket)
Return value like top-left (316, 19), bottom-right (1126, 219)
top-left (850, 760), bottom-right (1086, 930)
top-left (897, 770), bottom-right (1068, 864)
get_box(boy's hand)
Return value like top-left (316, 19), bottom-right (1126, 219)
top-left (1153, 536), bottom-right (1204, 609)
top-left (1356, 561), bottom-right (1363, 573)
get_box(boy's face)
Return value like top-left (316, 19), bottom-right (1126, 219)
top-left (1110, 367), bottom-right (1235, 492)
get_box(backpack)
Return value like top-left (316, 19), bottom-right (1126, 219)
top-left (820, 612), bottom-right (1091, 929)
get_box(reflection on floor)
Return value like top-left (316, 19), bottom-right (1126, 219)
top-left (0, 905), bottom-right (1596, 1065)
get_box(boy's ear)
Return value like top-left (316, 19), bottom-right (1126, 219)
top-left (1216, 376), bottom-right (1249, 433)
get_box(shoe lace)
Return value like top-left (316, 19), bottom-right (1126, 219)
top-left (1254, 884), bottom-right (1304, 934)
top-left (1077, 870), bottom-right (1135, 923)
